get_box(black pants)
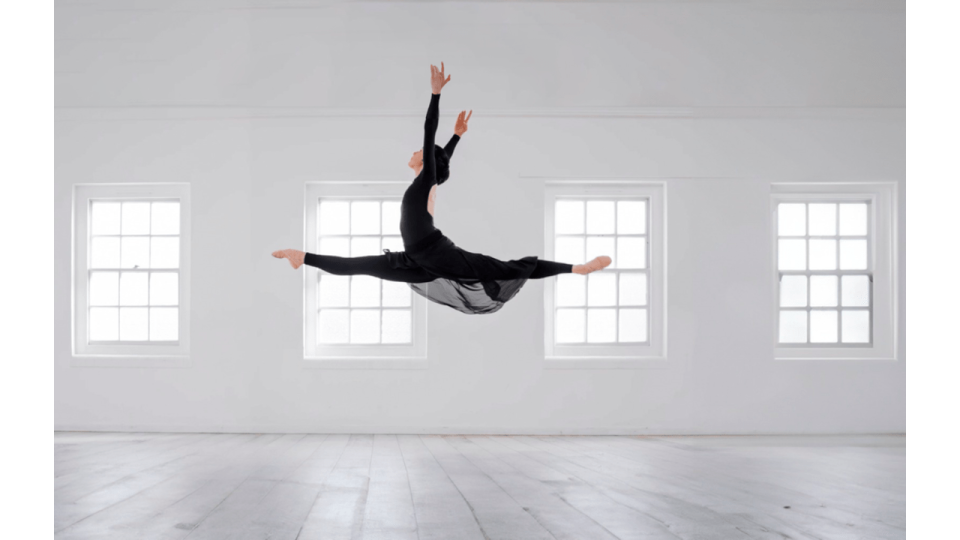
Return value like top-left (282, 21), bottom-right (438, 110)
top-left (303, 181), bottom-right (573, 282)
top-left (303, 252), bottom-right (573, 282)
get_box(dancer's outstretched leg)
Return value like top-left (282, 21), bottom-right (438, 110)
top-left (272, 249), bottom-right (434, 283)
top-left (528, 256), bottom-right (611, 279)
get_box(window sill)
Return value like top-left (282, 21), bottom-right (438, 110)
top-left (301, 357), bottom-right (428, 370)
top-left (544, 357), bottom-right (668, 369)
top-left (70, 355), bottom-right (191, 368)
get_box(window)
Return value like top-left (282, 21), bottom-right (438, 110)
top-left (304, 182), bottom-right (427, 365)
top-left (72, 184), bottom-right (191, 362)
top-left (544, 182), bottom-right (666, 365)
top-left (772, 184), bottom-right (898, 360)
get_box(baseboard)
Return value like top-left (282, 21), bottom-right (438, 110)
top-left (53, 424), bottom-right (906, 436)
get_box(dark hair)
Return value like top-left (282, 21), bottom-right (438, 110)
top-left (434, 144), bottom-right (450, 185)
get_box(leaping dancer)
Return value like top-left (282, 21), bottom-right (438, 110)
top-left (274, 62), bottom-right (611, 314)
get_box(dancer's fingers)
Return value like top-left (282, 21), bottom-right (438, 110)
top-left (445, 75), bottom-right (451, 84)
top-left (441, 61), bottom-right (444, 74)
top-left (466, 110), bottom-right (472, 122)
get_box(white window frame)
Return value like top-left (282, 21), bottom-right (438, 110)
top-left (543, 181), bottom-right (667, 368)
top-left (303, 182), bottom-right (428, 369)
top-left (771, 183), bottom-right (898, 360)
top-left (72, 183), bottom-right (191, 367)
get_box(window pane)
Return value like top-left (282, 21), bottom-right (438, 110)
top-left (351, 201), bottom-right (380, 235)
top-left (586, 236), bottom-right (615, 268)
top-left (808, 204), bottom-right (837, 236)
top-left (350, 310), bottom-right (380, 344)
top-left (586, 201), bottom-right (615, 234)
top-left (617, 237), bottom-right (645, 269)
top-left (780, 275), bottom-right (807, 307)
top-left (618, 308), bottom-right (647, 343)
top-left (318, 309), bottom-right (349, 343)
top-left (587, 308), bottom-right (616, 343)
top-left (89, 272), bottom-right (119, 306)
top-left (778, 203), bottom-right (805, 236)
top-left (319, 275), bottom-right (350, 307)
top-left (778, 239), bottom-right (806, 271)
top-left (150, 273), bottom-right (179, 306)
top-left (90, 307), bottom-right (119, 341)
top-left (587, 273), bottom-right (616, 307)
top-left (382, 201), bottom-right (401, 236)
top-left (120, 237), bottom-right (150, 269)
top-left (556, 274), bottom-right (586, 307)
top-left (382, 281), bottom-right (411, 307)
top-left (619, 272), bottom-right (647, 306)
top-left (150, 237), bottom-right (180, 269)
top-left (779, 311), bottom-right (806, 343)
top-left (617, 200), bottom-right (646, 234)
top-left (351, 237), bottom-right (381, 258)
top-left (319, 237), bottom-right (350, 257)
top-left (810, 275), bottom-right (838, 307)
top-left (381, 236), bottom-right (403, 253)
top-left (555, 200), bottom-right (584, 235)
top-left (119, 272), bottom-right (148, 306)
top-left (810, 310), bottom-right (838, 343)
top-left (555, 237), bottom-right (584, 265)
top-left (319, 201), bottom-right (350, 235)
top-left (149, 307), bottom-right (178, 341)
top-left (119, 307), bottom-right (149, 341)
top-left (382, 310), bottom-right (411, 343)
top-left (808, 239), bottom-right (837, 270)
top-left (91, 237), bottom-right (120, 268)
top-left (121, 202), bottom-right (151, 235)
top-left (556, 308), bottom-right (585, 343)
top-left (351, 276), bottom-right (380, 307)
top-left (151, 202), bottom-right (180, 235)
top-left (839, 239), bottom-right (868, 270)
top-left (91, 202), bottom-right (121, 235)
top-left (841, 275), bottom-right (870, 307)
top-left (839, 203), bottom-right (868, 236)
top-left (842, 310), bottom-right (870, 343)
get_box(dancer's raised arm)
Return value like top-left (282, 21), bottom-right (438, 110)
top-left (424, 63), bottom-right (451, 185)
top-left (443, 109), bottom-right (472, 161)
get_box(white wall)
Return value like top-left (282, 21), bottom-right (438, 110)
top-left (54, 0), bottom-right (906, 434)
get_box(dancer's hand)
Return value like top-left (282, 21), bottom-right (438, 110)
top-left (454, 110), bottom-right (472, 136)
top-left (431, 62), bottom-right (451, 95)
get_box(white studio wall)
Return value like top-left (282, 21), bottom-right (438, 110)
top-left (54, 0), bottom-right (905, 434)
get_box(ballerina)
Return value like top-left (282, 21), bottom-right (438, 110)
top-left (274, 62), bottom-right (612, 314)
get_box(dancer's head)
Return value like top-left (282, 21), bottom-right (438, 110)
top-left (408, 145), bottom-right (450, 184)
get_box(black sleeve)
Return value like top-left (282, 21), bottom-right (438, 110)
top-left (444, 134), bottom-right (460, 160)
top-left (422, 93), bottom-right (441, 186)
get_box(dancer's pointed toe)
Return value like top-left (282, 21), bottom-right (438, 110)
top-left (573, 255), bottom-right (613, 275)
top-left (273, 248), bottom-right (305, 269)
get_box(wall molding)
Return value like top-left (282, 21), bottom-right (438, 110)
top-left (55, 106), bottom-right (905, 122)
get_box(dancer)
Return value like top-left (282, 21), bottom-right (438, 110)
top-left (274, 62), bottom-right (612, 314)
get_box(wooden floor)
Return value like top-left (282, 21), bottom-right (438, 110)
top-left (54, 433), bottom-right (905, 540)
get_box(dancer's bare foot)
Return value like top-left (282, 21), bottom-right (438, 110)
top-left (272, 249), bottom-right (305, 269)
top-left (572, 255), bottom-right (612, 275)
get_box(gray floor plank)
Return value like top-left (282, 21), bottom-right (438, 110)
top-left (356, 435), bottom-right (419, 540)
top-left (295, 434), bottom-right (376, 540)
top-left (450, 436), bottom-right (621, 540)
top-left (397, 435), bottom-right (487, 540)
top-left (420, 436), bottom-right (555, 540)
